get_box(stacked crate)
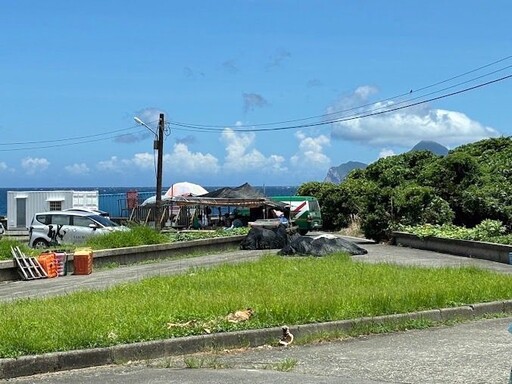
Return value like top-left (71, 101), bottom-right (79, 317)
top-left (37, 253), bottom-right (58, 278)
top-left (38, 251), bottom-right (68, 277)
top-left (73, 248), bottom-right (93, 275)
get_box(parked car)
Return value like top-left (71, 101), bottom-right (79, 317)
top-left (63, 208), bottom-right (110, 218)
top-left (28, 210), bottom-right (129, 248)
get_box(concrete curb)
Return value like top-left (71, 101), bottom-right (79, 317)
top-left (2, 299), bottom-right (512, 379)
top-left (392, 232), bottom-right (512, 265)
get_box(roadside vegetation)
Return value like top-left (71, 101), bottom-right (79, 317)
top-left (399, 219), bottom-right (512, 245)
top-left (0, 226), bottom-right (249, 261)
top-left (0, 238), bottom-right (35, 259)
top-left (1, 253), bottom-right (512, 358)
top-left (299, 137), bottom-right (512, 243)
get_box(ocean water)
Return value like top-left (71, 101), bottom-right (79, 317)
top-left (0, 186), bottom-right (298, 217)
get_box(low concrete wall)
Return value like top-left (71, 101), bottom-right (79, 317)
top-left (392, 231), bottom-right (512, 264)
top-left (0, 235), bottom-right (245, 282)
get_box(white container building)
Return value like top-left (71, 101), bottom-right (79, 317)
top-left (6, 190), bottom-right (99, 230)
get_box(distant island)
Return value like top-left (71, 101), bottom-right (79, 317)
top-left (324, 161), bottom-right (368, 184)
top-left (325, 140), bottom-right (448, 183)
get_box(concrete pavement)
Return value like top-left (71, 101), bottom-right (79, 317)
top-left (6, 317), bottom-right (512, 383)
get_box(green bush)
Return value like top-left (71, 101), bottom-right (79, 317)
top-left (298, 137), bottom-right (512, 242)
top-left (399, 219), bottom-right (512, 245)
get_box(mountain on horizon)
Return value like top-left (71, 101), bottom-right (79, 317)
top-left (409, 140), bottom-right (449, 156)
top-left (324, 161), bottom-right (367, 183)
top-left (325, 140), bottom-right (449, 183)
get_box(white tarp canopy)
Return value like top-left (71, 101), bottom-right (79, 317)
top-left (141, 182), bottom-right (207, 206)
top-left (165, 182), bottom-right (207, 197)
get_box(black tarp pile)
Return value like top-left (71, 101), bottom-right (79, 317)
top-left (240, 226), bottom-right (368, 256)
top-left (278, 234), bottom-right (368, 257)
top-left (240, 224), bottom-right (299, 250)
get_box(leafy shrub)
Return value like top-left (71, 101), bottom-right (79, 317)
top-left (399, 219), bottom-right (512, 245)
top-left (299, 137), bottom-right (512, 242)
top-left (167, 227), bottom-right (249, 243)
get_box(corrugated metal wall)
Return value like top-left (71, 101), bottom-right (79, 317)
top-left (6, 190), bottom-right (158, 228)
top-left (99, 191), bottom-right (154, 218)
top-left (6, 191), bottom-right (98, 230)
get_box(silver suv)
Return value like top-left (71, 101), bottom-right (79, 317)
top-left (29, 210), bottom-right (128, 248)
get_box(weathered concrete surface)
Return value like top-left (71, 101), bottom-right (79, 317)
top-left (7, 317), bottom-right (512, 383)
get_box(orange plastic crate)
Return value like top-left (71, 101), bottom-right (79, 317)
top-left (73, 249), bottom-right (93, 275)
top-left (38, 252), bottom-right (58, 278)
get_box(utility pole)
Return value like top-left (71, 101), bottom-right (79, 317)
top-left (155, 113), bottom-right (165, 231)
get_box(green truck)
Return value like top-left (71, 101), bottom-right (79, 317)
top-left (270, 195), bottom-right (323, 235)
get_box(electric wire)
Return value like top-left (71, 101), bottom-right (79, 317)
top-left (170, 64), bottom-right (512, 132)
top-left (0, 56), bottom-right (511, 151)
top-left (169, 55), bottom-right (512, 129)
top-left (0, 125), bottom-right (148, 146)
top-left (171, 73), bottom-right (512, 133)
top-left (0, 129), bottom-right (150, 152)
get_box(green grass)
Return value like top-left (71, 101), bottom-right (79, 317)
top-left (264, 358), bottom-right (298, 372)
top-left (83, 225), bottom-right (248, 250)
top-left (0, 225), bottom-right (249, 261)
top-left (1, 253), bottom-right (512, 358)
top-left (83, 225), bottom-right (170, 249)
top-left (0, 238), bottom-right (37, 260)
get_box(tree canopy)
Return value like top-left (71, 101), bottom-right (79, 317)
top-left (298, 137), bottom-right (512, 241)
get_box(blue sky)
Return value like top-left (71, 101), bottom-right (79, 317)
top-left (1, 1), bottom-right (510, 188)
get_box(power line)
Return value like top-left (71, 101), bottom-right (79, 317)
top-left (0, 128), bottom-right (150, 152)
top-left (171, 73), bottom-right (512, 133)
top-left (170, 64), bottom-right (512, 132)
top-left (0, 56), bottom-right (511, 151)
top-left (0, 124), bottom-right (147, 147)
top-left (169, 55), bottom-right (512, 129)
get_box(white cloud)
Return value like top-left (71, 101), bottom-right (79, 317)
top-left (65, 163), bottom-right (90, 175)
top-left (97, 156), bottom-right (128, 173)
top-left (95, 145), bottom-right (219, 180)
top-left (379, 149), bottom-right (395, 158)
top-left (221, 128), bottom-right (287, 174)
top-left (131, 153), bottom-right (155, 169)
top-left (165, 143), bottom-right (220, 175)
top-left (329, 86), bottom-right (500, 148)
top-left (290, 131), bottom-right (330, 168)
top-left (0, 162), bottom-right (8, 172)
top-left (21, 157), bottom-right (50, 175)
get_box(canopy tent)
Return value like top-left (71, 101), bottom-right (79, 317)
top-left (141, 182), bottom-right (208, 206)
top-left (140, 182), bottom-right (284, 209)
top-left (201, 182), bottom-right (264, 199)
top-left (134, 182), bottom-right (286, 228)
top-left (165, 182), bottom-right (208, 198)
